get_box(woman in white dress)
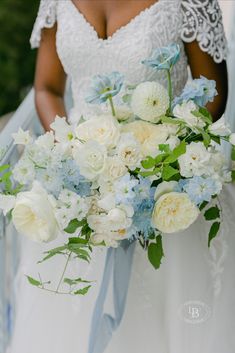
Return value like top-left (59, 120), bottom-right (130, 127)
top-left (8, 1), bottom-right (235, 353)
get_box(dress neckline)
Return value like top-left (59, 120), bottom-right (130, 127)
top-left (68, 0), bottom-right (163, 43)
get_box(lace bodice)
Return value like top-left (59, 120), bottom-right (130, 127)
top-left (30, 0), bottom-right (227, 124)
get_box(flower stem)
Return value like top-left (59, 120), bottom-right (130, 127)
top-left (108, 96), bottom-right (116, 116)
top-left (55, 252), bottom-right (72, 293)
top-left (167, 69), bottom-right (173, 114)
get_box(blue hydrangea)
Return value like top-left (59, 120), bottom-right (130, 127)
top-left (61, 159), bottom-right (91, 196)
top-left (179, 176), bottom-right (220, 205)
top-left (35, 166), bottom-right (63, 197)
top-left (85, 71), bottom-right (124, 104)
top-left (130, 198), bottom-right (155, 240)
top-left (174, 76), bottom-right (217, 107)
top-left (142, 43), bottom-right (180, 70)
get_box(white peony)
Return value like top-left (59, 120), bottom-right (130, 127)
top-left (131, 81), bottom-right (169, 123)
top-left (50, 116), bottom-right (75, 143)
top-left (73, 140), bottom-right (107, 180)
top-left (208, 115), bottom-right (231, 136)
top-left (152, 192), bottom-right (200, 233)
top-left (178, 142), bottom-right (211, 177)
top-left (154, 181), bottom-right (178, 201)
top-left (173, 101), bottom-right (205, 129)
top-left (75, 114), bottom-right (120, 149)
top-left (100, 156), bottom-right (127, 181)
top-left (12, 181), bottom-right (59, 242)
top-left (122, 121), bottom-right (169, 157)
top-left (12, 128), bottom-right (32, 145)
top-left (0, 194), bottom-right (16, 216)
top-left (116, 133), bottom-right (142, 168)
top-left (229, 133), bottom-right (235, 146)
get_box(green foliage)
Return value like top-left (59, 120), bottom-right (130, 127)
top-left (0, 0), bottom-right (40, 116)
top-left (208, 222), bottom-right (220, 247)
top-left (147, 234), bottom-right (164, 269)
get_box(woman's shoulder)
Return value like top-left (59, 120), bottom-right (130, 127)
top-left (30, 0), bottom-right (58, 49)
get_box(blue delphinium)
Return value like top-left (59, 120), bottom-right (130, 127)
top-left (179, 176), bottom-right (221, 205)
top-left (131, 198), bottom-right (155, 240)
top-left (85, 71), bottom-right (124, 104)
top-left (36, 166), bottom-right (63, 197)
top-left (142, 43), bottom-right (180, 70)
top-left (61, 159), bottom-right (91, 197)
top-left (114, 174), bottom-right (139, 204)
top-left (174, 76), bottom-right (218, 107)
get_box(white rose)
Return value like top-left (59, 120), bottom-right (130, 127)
top-left (12, 181), bottom-right (58, 242)
top-left (12, 128), bottom-right (32, 145)
top-left (152, 192), bottom-right (200, 233)
top-left (75, 114), bottom-right (120, 149)
top-left (229, 133), bottom-right (235, 145)
top-left (100, 156), bottom-right (127, 181)
top-left (208, 115), bottom-right (231, 136)
top-left (122, 121), bottom-right (169, 157)
top-left (117, 133), bottom-right (142, 168)
top-left (173, 101), bottom-right (205, 129)
top-left (154, 181), bottom-right (178, 201)
top-left (178, 142), bottom-right (211, 177)
top-left (131, 81), bottom-right (169, 123)
top-left (73, 140), bottom-right (107, 180)
top-left (0, 194), bottom-right (16, 216)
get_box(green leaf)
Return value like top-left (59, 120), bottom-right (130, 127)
top-left (73, 285), bottom-right (92, 295)
top-left (232, 170), bottom-right (235, 182)
top-left (26, 275), bottom-right (41, 287)
top-left (141, 156), bottom-right (156, 169)
top-left (192, 108), bottom-right (212, 125)
top-left (122, 94), bottom-right (131, 104)
top-left (197, 127), bottom-right (211, 147)
top-left (162, 165), bottom-right (179, 181)
top-left (208, 222), bottom-right (220, 247)
top-left (161, 115), bottom-right (183, 125)
top-left (68, 237), bottom-right (88, 245)
top-left (159, 144), bottom-right (170, 153)
top-left (139, 167), bottom-right (161, 178)
top-left (0, 164), bottom-right (10, 173)
top-left (64, 277), bottom-right (92, 286)
top-left (232, 146), bottom-right (235, 161)
top-left (147, 235), bottom-right (164, 270)
top-left (38, 245), bottom-right (68, 263)
top-left (211, 135), bottom-right (221, 145)
top-left (199, 201), bottom-right (208, 211)
top-left (64, 219), bottom-right (85, 234)
top-left (164, 141), bottom-right (186, 163)
top-left (154, 153), bottom-right (169, 165)
top-left (204, 206), bottom-right (220, 221)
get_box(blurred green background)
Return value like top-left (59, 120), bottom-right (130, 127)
top-left (0, 0), bottom-right (40, 117)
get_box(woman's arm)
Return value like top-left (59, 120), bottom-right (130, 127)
top-left (184, 40), bottom-right (228, 121)
top-left (34, 24), bottom-right (67, 131)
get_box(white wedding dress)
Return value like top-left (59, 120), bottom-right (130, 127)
top-left (7, 1), bottom-right (235, 353)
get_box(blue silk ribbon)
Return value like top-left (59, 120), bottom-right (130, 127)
top-left (88, 239), bottom-right (136, 353)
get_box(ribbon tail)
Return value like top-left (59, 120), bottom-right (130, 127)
top-left (88, 240), bottom-right (136, 353)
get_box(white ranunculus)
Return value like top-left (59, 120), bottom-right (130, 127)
top-left (173, 101), bottom-right (205, 129)
top-left (229, 133), bottom-right (235, 146)
top-left (117, 133), bottom-right (142, 168)
top-left (12, 181), bottom-right (59, 242)
top-left (154, 181), bottom-right (178, 201)
top-left (12, 128), bottom-right (32, 145)
top-left (152, 192), bottom-right (200, 233)
top-left (131, 81), bottom-right (169, 123)
top-left (100, 156), bottom-right (127, 181)
top-left (208, 115), bottom-right (231, 136)
top-left (122, 121), bottom-right (170, 158)
top-left (75, 114), bottom-right (120, 149)
top-left (0, 194), bottom-right (16, 216)
top-left (73, 140), bottom-right (107, 180)
top-left (178, 142), bottom-right (211, 177)
top-left (50, 116), bottom-right (75, 143)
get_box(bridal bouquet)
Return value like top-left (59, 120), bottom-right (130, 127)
top-left (1, 44), bottom-right (234, 295)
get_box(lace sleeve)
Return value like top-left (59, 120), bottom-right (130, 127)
top-left (30, 0), bottom-right (57, 49)
top-left (180, 0), bottom-right (227, 63)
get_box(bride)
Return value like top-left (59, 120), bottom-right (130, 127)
top-left (7, 1), bottom-right (235, 353)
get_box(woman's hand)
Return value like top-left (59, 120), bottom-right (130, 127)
top-left (34, 25), bottom-right (67, 131)
top-left (184, 40), bottom-right (228, 121)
